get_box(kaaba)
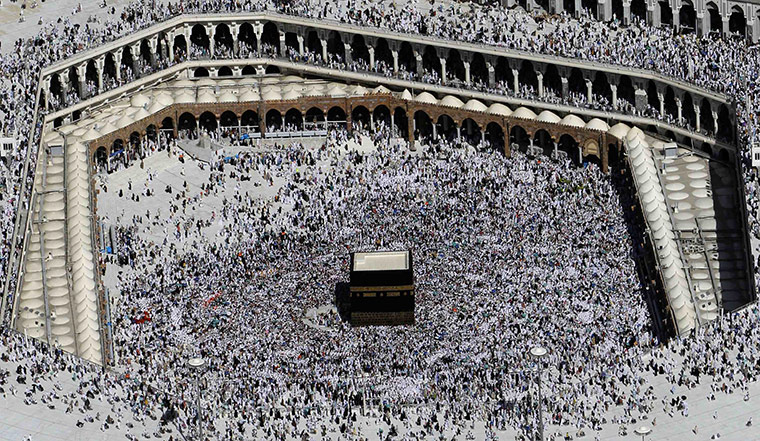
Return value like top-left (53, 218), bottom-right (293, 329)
top-left (346, 251), bottom-right (415, 326)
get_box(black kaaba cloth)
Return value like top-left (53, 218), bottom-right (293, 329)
top-left (348, 251), bottom-right (414, 326)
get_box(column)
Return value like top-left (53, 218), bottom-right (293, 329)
top-left (392, 50), bottom-right (399, 73)
top-left (368, 47), bottom-right (375, 70)
top-left (440, 58), bottom-right (447, 85)
top-left (148, 36), bottom-right (159, 68)
top-left (537, 72), bottom-right (544, 97)
top-left (623, 1), bottom-right (631, 25)
top-left (599, 0), bottom-right (612, 21)
top-left (553, 142), bottom-right (558, 158)
top-left (168, 31), bottom-right (175, 62)
top-left (76, 63), bottom-right (86, 98)
top-left (464, 61), bottom-right (471, 86)
top-left (43, 77), bottom-right (51, 110)
top-left (722, 17), bottom-right (729, 37)
top-left (231, 24), bottom-right (240, 57)
top-left (253, 23), bottom-right (263, 54)
top-left (648, 3), bottom-right (659, 27)
top-left (94, 56), bottom-right (105, 92)
top-left (407, 117), bottom-right (414, 147)
top-left (456, 127), bottom-right (461, 140)
top-left (130, 43), bottom-right (140, 75)
top-left (320, 38), bottom-right (328, 61)
top-left (432, 123), bottom-right (437, 140)
top-left (553, 0), bottom-right (563, 14)
top-left (415, 52), bottom-right (423, 78)
top-left (279, 34), bottom-right (286, 57)
top-left (344, 43), bottom-right (352, 64)
top-left (561, 77), bottom-right (569, 98)
top-left (611, 85), bottom-right (618, 109)
top-left (712, 111), bottom-right (719, 136)
top-left (114, 49), bottom-right (123, 82)
top-left (503, 129), bottom-right (511, 158)
top-left (574, 0), bottom-right (581, 17)
top-left (696, 13), bottom-right (705, 37)
top-left (487, 62), bottom-right (495, 86)
top-left (297, 35), bottom-right (304, 56)
top-left (207, 25), bottom-right (216, 58)
top-left (512, 68), bottom-right (519, 95)
top-left (658, 92), bottom-right (665, 116)
top-left (586, 79), bottom-right (593, 104)
top-left (676, 98), bottom-right (683, 123)
top-left (672, 8), bottom-right (680, 29)
top-left (694, 105), bottom-right (701, 132)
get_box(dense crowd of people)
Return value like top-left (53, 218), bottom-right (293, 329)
top-left (0, 0), bottom-right (760, 440)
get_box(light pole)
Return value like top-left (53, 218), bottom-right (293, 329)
top-left (529, 346), bottom-right (548, 441)
top-left (187, 357), bottom-right (206, 441)
top-left (634, 425), bottom-right (652, 441)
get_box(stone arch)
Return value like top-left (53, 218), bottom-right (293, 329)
top-left (351, 106), bottom-right (371, 130)
top-left (374, 38), bottom-right (393, 70)
top-left (199, 111), bottom-right (218, 132)
top-left (351, 34), bottom-right (370, 66)
top-left (682, 94), bottom-right (696, 128)
top-left (485, 122), bottom-right (505, 152)
top-left (495, 57), bottom-right (514, 89)
top-left (394, 107), bottom-right (409, 138)
top-left (265, 65), bottom-right (280, 74)
top-left (664, 87), bottom-right (677, 119)
top-left (510, 125), bottom-right (530, 152)
top-left (238, 23), bottom-right (257, 52)
top-left (717, 104), bottom-right (733, 142)
top-left (145, 124), bottom-right (158, 143)
top-left (215, 23), bottom-right (234, 53)
top-left (305, 107), bottom-right (325, 130)
top-left (447, 49), bottom-right (465, 83)
top-left (568, 68), bottom-right (586, 96)
top-left (647, 81), bottom-right (659, 111)
top-left (564, 0), bottom-right (576, 15)
top-left (470, 53), bottom-right (488, 86)
top-left (285, 32), bottom-right (299, 55)
top-left (659, 1), bottom-right (673, 26)
top-left (679, 0), bottom-right (697, 33)
top-left (398, 42), bottom-right (417, 75)
top-left (414, 110), bottom-right (433, 141)
top-left (261, 22), bottom-right (280, 55)
top-left (194, 67), bottom-right (210, 78)
top-left (306, 29), bottom-right (322, 56)
top-left (218, 66), bottom-right (233, 77)
top-left (699, 99), bottom-right (714, 134)
top-left (558, 134), bottom-right (580, 165)
top-left (220, 110), bottom-right (238, 128)
top-left (460, 118), bottom-right (482, 145)
top-left (707, 3), bottom-right (722, 34)
top-left (326, 31), bottom-right (345, 61)
top-left (173, 34), bottom-right (187, 60)
top-left (373, 105), bottom-right (391, 129)
top-left (121, 47), bottom-right (134, 74)
top-left (729, 6), bottom-right (746, 36)
top-left (436, 114), bottom-right (457, 141)
top-left (717, 148), bottom-right (729, 162)
top-left (241, 110), bottom-right (259, 130)
top-left (284, 108), bottom-right (303, 130)
top-left (612, 0), bottom-right (624, 21)
top-left (161, 117), bottom-right (174, 130)
top-left (68, 67), bottom-right (80, 96)
top-left (242, 65), bottom-right (257, 76)
top-left (592, 73), bottom-right (612, 104)
top-left (327, 106), bottom-right (347, 125)
top-left (139, 39), bottom-right (152, 65)
top-left (190, 24), bottom-right (210, 51)
top-left (104, 53), bottom-right (117, 81)
top-left (266, 109), bottom-right (283, 131)
top-left (533, 129), bottom-right (553, 156)
top-left (543, 64), bottom-right (562, 96)
top-left (582, 0), bottom-right (598, 18)
top-left (631, 0), bottom-right (646, 21)
top-left (94, 146), bottom-right (108, 169)
top-left (422, 45), bottom-right (442, 80)
top-left (518, 60), bottom-right (538, 92)
top-left (617, 75), bottom-right (635, 107)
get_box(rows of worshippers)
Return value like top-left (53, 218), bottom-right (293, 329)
top-left (0, 124), bottom-right (758, 441)
top-left (1, 0), bottom-right (759, 318)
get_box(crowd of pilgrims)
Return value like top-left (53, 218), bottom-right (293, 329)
top-left (0, 0), bottom-right (759, 439)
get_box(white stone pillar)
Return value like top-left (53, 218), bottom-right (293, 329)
top-left (676, 98), bottom-right (683, 123)
top-left (320, 38), bottom-right (328, 61)
top-left (43, 77), bottom-right (51, 110)
top-left (76, 62), bottom-right (87, 98)
top-left (368, 47), bottom-right (375, 70)
top-left (392, 50), bottom-right (399, 73)
top-left (297, 35), bottom-right (304, 56)
top-left (231, 24), bottom-right (240, 56)
top-left (512, 68), bottom-right (519, 95)
top-left (658, 92), bottom-right (665, 116)
top-left (611, 84), bottom-right (618, 109)
top-left (694, 105), bottom-right (701, 131)
top-left (712, 111), bottom-right (719, 136)
top-left (440, 58), bottom-right (447, 85)
top-left (464, 61), bottom-right (471, 86)
top-left (114, 49), bottom-right (123, 82)
top-left (586, 79), bottom-right (593, 103)
top-left (207, 25), bottom-right (216, 57)
top-left (537, 73), bottom-right (544, 97)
